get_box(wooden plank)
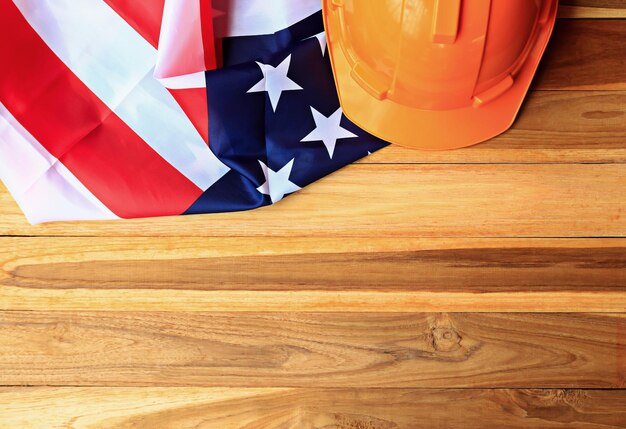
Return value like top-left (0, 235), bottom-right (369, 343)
top-left (0, 312), bottom-right (624, 387)
top-left (560, 7), bottom-right (626, 18)
top-left (2, 237), bottom-right (624, 293)
top-left (563, 0), bottom-right (626, 8)
top-left (1, 164), bottom-right (624, 238)
top-left (560, 0), bottom-right (626, 18)
top-left (534, 20), bottom-right (626, 90)
top-left (0, 237), bottom-right (624, 312)
top-left (1, 388), bottom-right (625, 429)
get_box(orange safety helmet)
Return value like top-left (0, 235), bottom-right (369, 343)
top-left (323, 0), bottom-right (558, 150)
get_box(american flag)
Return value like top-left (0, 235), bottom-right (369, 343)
top-left (0, 0), bottom-right (388, 223)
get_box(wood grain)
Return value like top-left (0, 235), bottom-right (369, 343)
top-left (560, 0), bottom-right (626, 18)
top-left (1, 388), bottom-right (625, 428)
top-left (2, 164), bottom-right (624, 238)
top-left (2, 237), bottom-right (624, 292)
top-left (0, 312), bottom-right (624, 388)
top-left (0, 237), bottom-right (624, 312)
top-left (535, 20), bottom-right (626, 90)
top-left (560, 8), bottom-right (626, 18)
top-left (563, 0), bottom-right (626, 8)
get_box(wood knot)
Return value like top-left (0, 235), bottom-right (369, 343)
top-left (333, 413), bottom-right (397, 429)
top-left (431, 326), bottom-right (462, 352)
top-left (519, 389), bottom-right (588, 407)
top-left (555, 389), bottom-right (587, 406)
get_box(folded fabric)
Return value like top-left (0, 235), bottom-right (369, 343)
top-left (0, 0), bottom-right (388, 223)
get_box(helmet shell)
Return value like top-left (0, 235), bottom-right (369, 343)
top-left (324, 0), bottom-right (558, 150)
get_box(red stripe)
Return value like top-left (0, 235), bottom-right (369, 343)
top-left (200, 0), bottom-right (217, 70)
top-left (0, 3), bottom-right (203, 219)
top-left (104, 0), bottom-right (210, 143)
top-left (169, 88), bottom-right (209, 144)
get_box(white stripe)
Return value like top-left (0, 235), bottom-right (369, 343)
top-left (213, 0), bottom-right (322, 37)
top-left (156, 71), bottom-right (207, 89)
top-left (14, 0), bottom-right (230, 191)
top-left (0, 102), bottom-right (118, 224)
top-left (155, 0), bottom-right (207, 89)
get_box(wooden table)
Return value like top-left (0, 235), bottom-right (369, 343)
top-left (1, 1), bottom-right (625, 427)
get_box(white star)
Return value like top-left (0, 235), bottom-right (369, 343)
top-left (256, 159), bottom-right (302, 204)
top-left (247, 55), bottom-right (302, 111)
top-left (301, 107), bottom-right (358, 158)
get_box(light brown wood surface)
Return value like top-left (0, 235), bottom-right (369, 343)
top-left (1, 7), bottom-right (625, 428)
top-left (560, 0), bottom-right (626, 17)
top-left (1, 312), bottom-right (624, 388)
top-left (1, 388), bottom-right (625, 429)
top-left (0, 237), bottom-right (624, 312)
top-left (1, 163), bottom-right (625, 237)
